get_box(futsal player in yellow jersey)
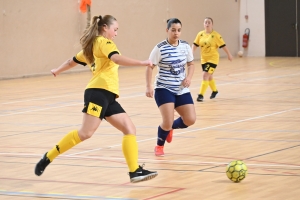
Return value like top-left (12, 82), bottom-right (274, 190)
top-left (34, 15), bottom-right (158, 183)
top-left (192, 17), bottom-right (232, 102)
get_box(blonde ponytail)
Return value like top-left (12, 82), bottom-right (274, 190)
top-left (80, 16), bottom-right (99, 64)
top-left (80, 15), bottom-right (117, 64)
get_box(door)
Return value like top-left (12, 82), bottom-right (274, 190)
top-left (265, 0), bottom-right (299, 56)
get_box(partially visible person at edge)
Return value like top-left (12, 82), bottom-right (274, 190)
top-left (192, 17), bottom-right (233, 102)
top-left (34, 15), bottom-right (158, 183)
top-left (146, 18), bottom-right (196, 157)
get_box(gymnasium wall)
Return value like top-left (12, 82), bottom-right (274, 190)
top-left (239, 0), bottom-right (265, 57)
top-left (0, 0), bottom-right (241, 79)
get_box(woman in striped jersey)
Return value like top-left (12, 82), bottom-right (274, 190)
top-left (146, 18), bottom-right (196, 156)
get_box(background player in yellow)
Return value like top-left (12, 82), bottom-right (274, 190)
top-left (192, 17), bottom-right (233, 102)
top-left (34, 15), bottom-right (158, 183)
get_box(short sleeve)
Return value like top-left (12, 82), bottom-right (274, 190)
top-left (149, 46), bottom-right (161, 65)
top-left (97, 39), bottom-right (120, 59)
top-left (73, 50), bottom-right (87, 66)
top-left (215, 33), bottom-right (226, 48)
top-left (186, 45), bottom-right (194, 62)
top-left (193, 32), bottom-right (201, 46)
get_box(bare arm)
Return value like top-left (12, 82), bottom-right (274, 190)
top-left (110, 54), bottom-right (152, 67)
top-left (182, 61), bottom-right (195, 88)
top-left (186, 61), bottom-right (195, 81)
top-left (222, 46), bottom-right (233, 61)
top-left (192, 44), bottom-right (198, 55)
top-left (145, 65), bottom-right (154, 98)
top-left (51, 58), bottom-right (77, 77)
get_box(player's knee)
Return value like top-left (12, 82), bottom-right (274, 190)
top-left (183, 116), bottom-right (196, 126)
top-left (122, 125), bottom-right (136, 135)
top-left (161, 122), bottom-right (173, 130)
top-left (78, 129), bottom-right (95, 141)
top-left (203, 72), bottom-right (210, 79)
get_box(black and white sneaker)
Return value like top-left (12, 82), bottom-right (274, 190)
top-left (35, 153), bottom-right (51, 176)
top-left (210, 91), bottom-right (218, 99)
top-left (129, 164), bottom-right (158, 183)
top-left (197, 94), bottom-right (204, 102)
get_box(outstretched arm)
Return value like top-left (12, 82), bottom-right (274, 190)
top-left (110, 54), bottom-right (152, 67)
top-left (51, 58), bottom-right (77, 77)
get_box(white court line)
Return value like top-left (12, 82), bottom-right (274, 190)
top-left (0, 94), bottom-right (144, 117)
top-left (66, 107), bottom-right (300, 156)
top-left (0, 153), bottom-right (299, 169)
top-left (1, 70), bottom-right (300, 106)
top-left (0, 103), bottom-right (82, 117)
top-left (226, 69), bottom-right (268, 76)
top-left (1, 94), bottom-right (77, 105)
top-left (213, 72), bottom-right (300, 86)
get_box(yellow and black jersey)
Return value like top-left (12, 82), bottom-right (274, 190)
top-left (193, 30), bottom-right (225, 65)
top-left (73, 36), bottom-right (121, 97)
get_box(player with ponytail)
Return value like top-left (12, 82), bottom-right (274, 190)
top-left (35, 14), bottom-right (158, 183)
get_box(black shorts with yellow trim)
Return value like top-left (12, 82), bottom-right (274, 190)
top-left (202, 62), bottom-right (217, 74)
top-left (82, 88), bottom-right (125, 120)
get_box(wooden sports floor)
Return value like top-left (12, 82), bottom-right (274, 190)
top-left (0, 57), bottom-right (299, 200)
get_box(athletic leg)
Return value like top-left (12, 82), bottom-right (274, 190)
top-left (106, 112), bottom-right (158, 183)
top-left (35, 113), bottom-right (101, 176)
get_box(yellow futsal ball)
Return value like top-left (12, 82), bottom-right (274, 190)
top-left (226, 160), bottom-right (248, 183)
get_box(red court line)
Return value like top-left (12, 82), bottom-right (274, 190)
top-left (142, 188), bottom-right (185, 200)
top-left (1, 151), bottom-right (300, 169)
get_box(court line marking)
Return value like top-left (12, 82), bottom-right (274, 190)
top-left (1, 70), bottom-right (300, 107)
top-left (1, 71), bottom-right (300, 117)
top-left (0, 94), bottom-right (143, 117)
top-left (64, 106), bottom-right (300, 156)
top-left (1, 94), bottom-right (78, 105)
top-left (217, 138), bottom-right (300, 143)
top-left (0, 190), bottom-right (135, 200)
top-left (1, 153), bottom-right (299, 169)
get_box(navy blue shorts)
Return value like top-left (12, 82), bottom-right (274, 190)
top-left (154, 88), bottom-right (194, 108)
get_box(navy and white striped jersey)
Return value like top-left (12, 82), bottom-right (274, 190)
top-left (149, 39), bottom-right (194, 95)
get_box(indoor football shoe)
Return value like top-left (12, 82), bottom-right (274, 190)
top-left (210, 91), bottom-right (218, 99)
top-left (129, 164), bottom-right (158, 183)
top-left (154, 145), bottom-right (164, 156)
top-left (166, 129), bottom-right (173, 143)
top-left (35, 152), bottom-right (51, 176)
top-left (197, 94), bottom-right (204, 102)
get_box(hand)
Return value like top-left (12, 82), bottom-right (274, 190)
top-left (182, 78), bottom-right (191, 88)
top-left (142, 60), bottom-right (153, 68)
top-left (228, 54), bottom-right (233, 61)
top-left (50, 69), bottom-right (57, 77)
top-left (145, 86), bottom-right (154, 98)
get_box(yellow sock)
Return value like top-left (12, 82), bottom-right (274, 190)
top-left (209, 79), bottom-right (217, 92)
top-left (122, 134), bottom-right (139, 172)
top-left (199, 80), bottom-right (209, 95)
top-left (47, 130), bottom-right (82, 162)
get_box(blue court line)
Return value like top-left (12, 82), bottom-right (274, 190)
top-left (0, 190), bottom-right (136, 200)
top-left (216, 137), bottom-right (300, 143)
